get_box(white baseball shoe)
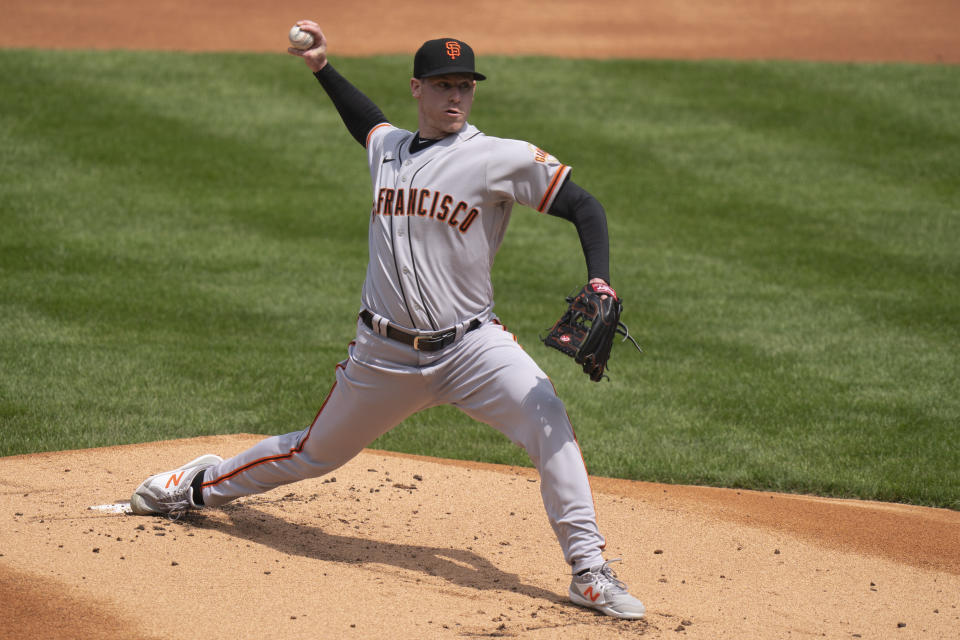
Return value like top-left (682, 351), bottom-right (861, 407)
top-left (569, 559), bottom-right (646, 619)
top-left (130, 454), bottom-right (222, 516)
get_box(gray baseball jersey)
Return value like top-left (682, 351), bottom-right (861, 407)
top-left (363, 122), bottom-right (571, 330)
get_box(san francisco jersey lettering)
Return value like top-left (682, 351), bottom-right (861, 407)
top-left (363, 123), bottom-right (571, 331)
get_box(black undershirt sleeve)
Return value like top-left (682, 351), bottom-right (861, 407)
top-left (313, 64), bottom-right (388, 147)
top-left (547, 178), bottom-right (611, 284)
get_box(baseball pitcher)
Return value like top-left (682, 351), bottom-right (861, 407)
top-left (130, 21), bottom-right (645, 620)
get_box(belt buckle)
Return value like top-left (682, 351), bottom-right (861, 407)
top-left (413, 328), bottom-right (459, 351)
top-left (413, 332), bottom-right (447, 351)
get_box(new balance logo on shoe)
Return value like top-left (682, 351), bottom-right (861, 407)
top-left (165, 471), bottom-right (186, 489)
top-left (130, 454), bottom-right (223, 517)
top-left (568, 559), bottom-right (645, 620)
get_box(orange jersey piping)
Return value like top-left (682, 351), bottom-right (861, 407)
top-left (365, 122), bottom-right (393, 148)
top-left (537, 165), bottom-right (569, 213)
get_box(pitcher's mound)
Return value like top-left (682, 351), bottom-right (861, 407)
top-left (1, 434), bottom-right (957, 639)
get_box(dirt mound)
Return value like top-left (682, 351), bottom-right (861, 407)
top-left (1, 436), bottom-right (957, 639)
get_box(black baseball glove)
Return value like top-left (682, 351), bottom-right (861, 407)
top-left (542, 282), bottom-right (642, 381)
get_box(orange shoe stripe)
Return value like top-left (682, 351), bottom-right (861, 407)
top-left (583, 586), bottom-right (601, 602)
top-left (165, 470), bottom-right (186, 489)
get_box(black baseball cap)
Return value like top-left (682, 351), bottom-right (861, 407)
top-left (413, 38), bottom-right (486, 81)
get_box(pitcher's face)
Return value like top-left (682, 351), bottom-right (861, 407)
top-left (412, 73), bottom-right (477, 138)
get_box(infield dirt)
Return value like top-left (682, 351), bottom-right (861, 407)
top-left (2, 1), bottom-right (959, 639)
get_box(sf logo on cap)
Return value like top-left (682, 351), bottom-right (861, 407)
top-left (445, 41), bottom-right (461, 59)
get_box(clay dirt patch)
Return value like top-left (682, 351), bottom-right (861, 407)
top-left (1, 435), bottom-right (958, 639)
top-left (3, 0), bottom-right (959, 63)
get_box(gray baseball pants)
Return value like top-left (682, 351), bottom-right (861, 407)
top-left (200, 317), bottom-right (607, 573)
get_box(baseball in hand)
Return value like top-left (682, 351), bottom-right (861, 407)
top-left (288, 25), bottom-right (315, 50)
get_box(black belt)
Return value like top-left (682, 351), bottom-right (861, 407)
top-left (360, 309), bottom-right (481, 352)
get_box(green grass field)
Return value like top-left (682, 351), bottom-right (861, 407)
top-left (1, 50), bottom-right (957, 508)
